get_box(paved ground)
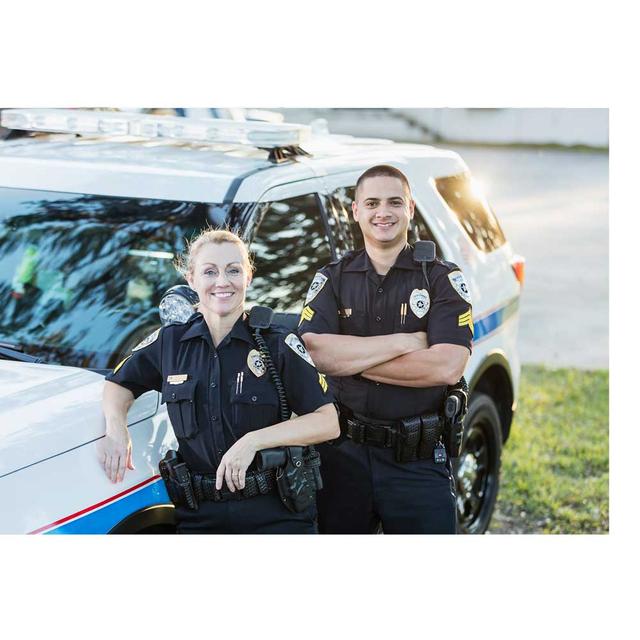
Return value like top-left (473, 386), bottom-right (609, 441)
top-left (449, 144), bottom-right (609, 370)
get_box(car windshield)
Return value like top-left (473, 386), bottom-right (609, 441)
top-left (0, 188), bottom-right (248, 368)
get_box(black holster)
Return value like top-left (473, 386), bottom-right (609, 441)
top-left (417, 413), bottom-right (444, 460)
top-left (443, 378), bottom-right (469, 458)
top-left (274, 446), bottom-right (320, 514)
top-left (159, 450), bottom-right (198, 510)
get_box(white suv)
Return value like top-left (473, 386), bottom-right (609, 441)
top-left (0, 109), bottom-right (523, 534)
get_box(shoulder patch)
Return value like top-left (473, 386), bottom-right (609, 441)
top-left (305, 272), bottom-right (328, 304)
top-left (285, 333), bottom-right (316, 367)
top-left (131, 328), bottom-right (160, 352)
top-left (448, 270), bottom-right (472, 304)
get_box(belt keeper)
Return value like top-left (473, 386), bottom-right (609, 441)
top-left (384, 427), bottom-right (395, 447)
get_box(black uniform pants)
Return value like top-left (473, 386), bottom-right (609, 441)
top-left (316, 439), bottom-right (457, 534)
top-left (174, 491), bottom-right (318, 534)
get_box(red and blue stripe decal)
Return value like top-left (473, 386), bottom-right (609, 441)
top-left (29, 476), bottom-right (170, 535)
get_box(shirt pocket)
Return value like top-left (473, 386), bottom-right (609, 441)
top-left (229, 379), bottom-right (280, 437)
top-left (162, 379), bottom-right (198, 439)
top-left (339, 309), bottom-right (368, 336)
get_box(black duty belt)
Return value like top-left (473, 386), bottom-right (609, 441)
top-left (342, 412), bottom-right (443, 447)
top-left (343, 417), bottom-right (397, 447)
top-left (338, 405), bottom-right (446, 464)
top-left (160, 446), bottom-right (323, 511)
top-left (191, 468), bottom-right (277, 503)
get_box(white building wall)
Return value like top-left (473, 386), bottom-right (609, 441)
top-left (278, 108), bottom-right (608, 148)
top-left (395, 108), bottom-right (608, 147)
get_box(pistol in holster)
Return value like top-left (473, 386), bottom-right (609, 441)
top-left (256, 446), bottom-right (319, 514)
top-left (443, 377), bottom-right (469, 458)
top-left (159, 450), bottom-right (199, 510)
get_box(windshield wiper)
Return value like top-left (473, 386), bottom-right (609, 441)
top-left (0, 342), bottom-right (45, 363)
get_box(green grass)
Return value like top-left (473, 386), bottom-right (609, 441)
top-left (489, 365), bottom-right (609, 534)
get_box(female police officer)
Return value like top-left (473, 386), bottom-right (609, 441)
top-left (98, 229), bottom-right (339, 533)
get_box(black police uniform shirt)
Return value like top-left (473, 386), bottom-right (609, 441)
top-left (298, 244), bottom-right (473, 422)
top-left (105, 313), bottom-right (333, 473)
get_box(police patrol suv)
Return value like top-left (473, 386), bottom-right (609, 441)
top-left (0, 109), bottom-right (524, 534)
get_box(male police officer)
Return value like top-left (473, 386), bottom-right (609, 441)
top-left (299, 165), bottom-right (473, 534)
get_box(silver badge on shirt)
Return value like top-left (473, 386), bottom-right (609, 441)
top-left (409, 289), bottom-right (430, 319)
top-left (247, 349), bottom-right (267, 378)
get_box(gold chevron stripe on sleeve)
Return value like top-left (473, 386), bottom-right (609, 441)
top-left (458, 309), bottom-right (474, 336)
top-left (113, 355), bottom-right (131, 374)
top-left (318, 373), bottom-right (328, 393)
top-left (299, 305), bottom-right (315, 326)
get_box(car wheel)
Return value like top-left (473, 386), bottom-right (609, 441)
top-left (453, 392), bottom-right (502, 534)
top-left (108, 324), bottom-right (160, 368)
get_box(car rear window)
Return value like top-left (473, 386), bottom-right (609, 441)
top-left (434, 173), bottom-right (506, 252)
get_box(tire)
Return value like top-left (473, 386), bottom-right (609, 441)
top-left (108, 324), bottom-right (160, 369)
top-left (453, 392), bottom-right (502, 534)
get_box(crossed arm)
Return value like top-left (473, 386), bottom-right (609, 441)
top-left (302, 332), bottom-right (469, 388)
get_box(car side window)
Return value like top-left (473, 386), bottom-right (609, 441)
top-left (434, 172), bottom-right (506, 252)
top-left (248, 193), bottom-right (333, 312)
top-left (330, 186), bottom-right (441, 255)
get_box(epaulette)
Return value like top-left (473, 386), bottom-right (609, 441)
top-left (165, 311), bottom-right (202, 328)
top-left (434, 257), bottom-right (460, 271)
top-left (266, 322), bottom-right (290, 335)
top-left (322, 248), bottom-right (363, 275)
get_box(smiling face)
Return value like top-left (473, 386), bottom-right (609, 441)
top-left (186, 241), bottom-right (251, 319)
top-left (352, 175), bottom-right (415, 249)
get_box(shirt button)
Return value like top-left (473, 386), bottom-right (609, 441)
top-left (377, 287), bottom-right (383, 294)
top-left (251, 396), bottom-right (258, 402)
top-left (210, 382), bottom-right (217, 388)
top-left (376, 316), bottom-right (382, 322)
top-left (212, 416), bottom-right (218, 422)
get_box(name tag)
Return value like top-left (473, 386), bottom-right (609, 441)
top-left (167, 374), bottom-right (188, 385)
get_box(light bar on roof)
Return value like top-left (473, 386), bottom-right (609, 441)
top-left (0, 109), bottom-right (311, 148)
top-left (2, 109), bottom-right (132, 136)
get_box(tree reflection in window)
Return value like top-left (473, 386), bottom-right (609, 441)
top-left (248, 194), bottom-right (332, 313)
top-left (0, 189), bottom-right (234, 368)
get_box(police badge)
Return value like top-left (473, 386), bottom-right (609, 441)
top-left (247, 349), bottom-right (266, 377)
top-left (285, 333), bottom-right (316, 367)
top-left (305, 272), bottom-right (328, 305)
top-left (448, 270), bottom-right (472, 304)
top-left (409, 289), bottom-right (430, 319)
